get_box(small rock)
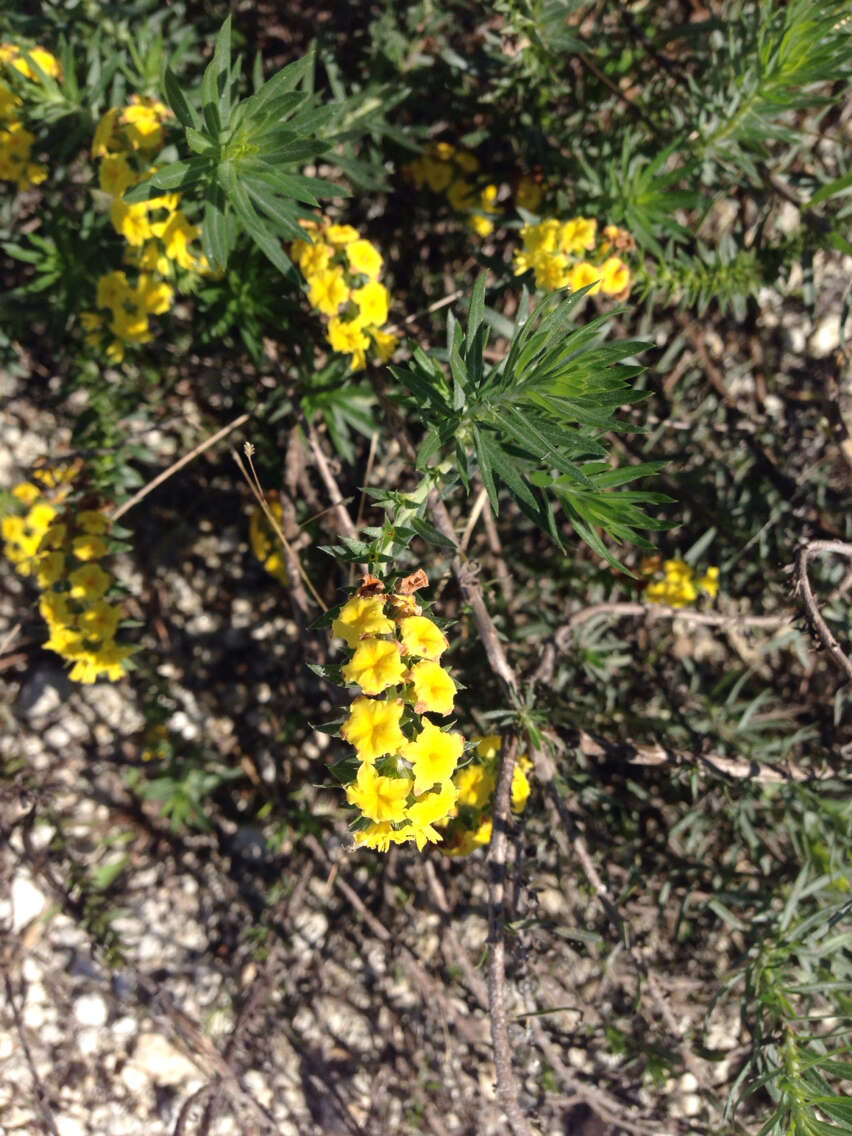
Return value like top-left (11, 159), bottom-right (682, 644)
top-left (130, 1032), bottom-right (199, 1086)
top-left (808, 312), bottom-right (842, 358)
top-left (11, 873), bottom-right (47, 932)
top-left (55, 1113), bottom-right (87, 1131)
top-left (77, 1027), bottom-right (101, 1056)
top-left (22, 1002), bottom-right (44, 1030)
top-left (73, 993), bottom-right (108, 1027)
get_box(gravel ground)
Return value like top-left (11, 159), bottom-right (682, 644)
top-left (1, 236), bottom-right (849, 1135)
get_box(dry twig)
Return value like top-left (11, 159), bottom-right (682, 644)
top-left (794, 540), bottom-right (852, 681)
top-left (111, 412), bottom-right (249, 522)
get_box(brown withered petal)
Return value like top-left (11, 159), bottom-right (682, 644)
top-left (356, 574), bottom-right (386, 598)
top-left (398, 569), bottom-right (429, 595)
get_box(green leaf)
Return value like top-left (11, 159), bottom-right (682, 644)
top-left (163, 65), bottom-right (199, 129)
top-left (123, 157), bottom-right (210, 200)
top-left (407, 516), bottom-right (459, 550)
top-left (808, 169), bottom-right (852, 207)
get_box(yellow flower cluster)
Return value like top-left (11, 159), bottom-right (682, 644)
top-left (513, 217), bottom-right (635, 296)
top-left (2, 472), bottom-right (133, 683)
top-left (249, 499), bottom-right (288, 585)
top-left (403, 141), bottom-right (502, 237)
top-left (331, 579), bottom-right (464, 852)
top-left (641, 557), bottom-right (720, 607)
top-left (440, 734), bottom-right (533, 857)
top-left (2, 466), bottom-right (76, 574)
top-left (0, 43), bottom-right (59, 189)
top-left (82, 97), bottom-right (207, 363)
top-left (291, 219), bottom-right (398, 371)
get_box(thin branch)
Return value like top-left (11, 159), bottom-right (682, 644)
top-left (569, 728), bottom-right (843, 784)
top-left (459, 486), bottom-right (489, 554)
top-left (305, 421), bottom-right (359, 541)
top-left (558, 601), bottom-right (793, 640)
top-left (429, 494), bottom-right (517, 696)
top-left (4, 974), bottom-right (60, 1136)
top-left (427, 492), bottom-right (535, 1135)
top-left (0, 621), bottom-right (21, 657)
top-left (481, 497), bottom-right (515, 605)
top-left (233, 446), bottom-right (327, 614)
top-left (111, 413), bottom-right (249, 522)
top-left (795, 540), bottom-right (852, 681)
top-left (486, 733), bottom-right (533, 1136)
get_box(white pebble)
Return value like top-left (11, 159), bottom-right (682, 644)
top-left (11, 874), bottom-right (47, 932)
top-left (73, 993), bottom-right (108, 1027)
top-left (76, 1028), bottom-right (101, 1056)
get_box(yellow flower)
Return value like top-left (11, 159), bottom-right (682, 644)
top-left (27, 502), bottom-right (57, 531)
top-left (520, 218), bottom-right (561, 255)
top-left (153, 210), bottom-right (201, 270)
top-left (332, 595), bottom-right (394, 648)
top-left (472, 816), bottom-right (492, 845)
top-left (474, 734), bottom-right (501, 760)
top-left (293, 237), bottom-right (333, 277)
top-left (0, 81), bottom-right (21, 120)
top-left (327, 316), bottom-right (370, 366)
top-left (560, 216), bottom-right (597, 254)
top-left (96, 271), bottom-right (130, 312)
top-left (470, 213), bottom-right (494, 238)
top-left (371, 328), bottom-right (399, 363)
top-left (422, 157), bottom-right (453, 193)
top-left (533, 251), bottom-right (572, 290)
top-left (36, 551), bottom-right (66, 588)
top-left (11, 482), bottom-right (40, 504)
top-left (92, 107), bottom-right (119, 157)
top-left (325, 224), bottom-right (360, 245)
top-left (77, 510), bottom-right (110, 535)
top-left (40, 592), bottom-right (71, 626)
top-left (346, 238), bottom-right (383, 278)
top-left (99, 153), bottom-right (136, 197)
top-left (72, 534), bottom-right (108, 561)
top-left (43, 624), bottom-right (85, 657)
top-left (346, 762), bottom-right (411, 823)
top-left (454, 150), bottom-right (479, 174)
top-left (406, 780), bottom-right (458, 827)
top-left (111, 306), bottom-right (151, 345)
top-left (568, 261), bottom-right (602, 295)
top-left (511, 756), bottom-right (533, 813)
top-left (599, 256), bottom-right (630, 296)
top-left (404, 781), bottom-right (459, 849)
top-left (120, 98), bottom-right (169, 152)
top-left (399, 616), bottom-right (448, 661)
top-left (39, 520), bottom-right (67, 550)
top-left (407, 659), bottom-right (457, 715)
top-left (340, 696), bottom-right (407, 764)
top-left (342, 637), bottom-right (406, 696)
top-left (404, 719), bottom-right (464, 795)
top-left (79, 601), bottom-right (122, 641)
top-left (68, 640), bottom-right (133, 683)
top-left (0, 44), bottom-right (62, 80)
top-left (454, 763), bottom-right (496, 810)
top-left (446, 179), bottom-right (474, 212)
top-left (308, 266), bottom-right (349, 316)
top-left (69, 563), bottom-right (111, 601)
top-left (110, 199), bottom-right (153, 246)
top-left (353, 822), bottom-right (402, 852)
top-left (249, 502), bottom-right (288, 584)
top-left (698, 566), bottom-right (720, 598)
top-left (135, 274), bottom-right (173, 316)
top-left (516, 174), bottom-right (544, 212)
top-left (479, 183), bottom-right (500, 211)
top-left (351, 280), bottom-right (389, 327)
